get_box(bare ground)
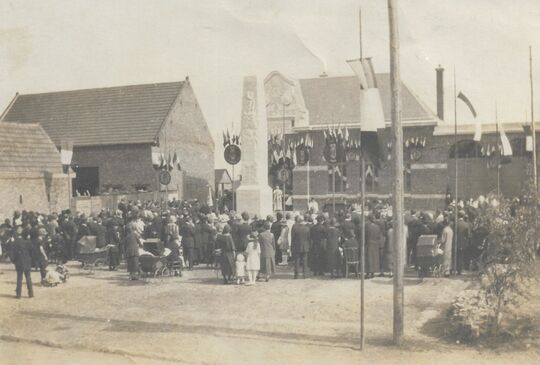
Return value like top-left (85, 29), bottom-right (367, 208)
top-left (0, 261), bottom-right (538, 365)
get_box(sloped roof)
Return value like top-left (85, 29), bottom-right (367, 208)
top-left (0, 122), bottom-right (62, 173)
top-left (298, 74), bottom-right (434, 126)
top-left (2, 81), bottom-right (185, 146)
top-left (215, 168), bottom-right (232, 187)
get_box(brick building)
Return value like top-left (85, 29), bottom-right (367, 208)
top-left (264, 70), bottom-right (538, 211)
top-left (1, 78), bottom-right (215, 202)
top-left (0, 122), bottom-right (70, 219)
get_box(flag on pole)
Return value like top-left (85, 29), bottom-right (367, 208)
top-left (498, 120), bottom-right (513, 156)
top-left (457, 91), bottom-right (481, 141)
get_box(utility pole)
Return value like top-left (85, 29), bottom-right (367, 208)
top-left (388, 0), bottom-right (404, 346)
top-left (358, 7), bottom-right (365, 351)
top-left (530, 46), bottom-right (537, 190)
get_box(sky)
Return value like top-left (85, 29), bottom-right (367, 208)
top-left (1, 0), bottom-right (540, 167)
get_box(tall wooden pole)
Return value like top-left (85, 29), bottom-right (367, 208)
top-left (453, 69), bottom-right (458, 275)
top-left (530, 46), bottom-right (537, 190)
top-left (360, 152), bottom-right (366, 350)
top-left (358, 6), bottom-right (366, 351)
top-left (388, 0), bottom-right (404, 346)
top-left (496, 105), bottom-right (500, 197)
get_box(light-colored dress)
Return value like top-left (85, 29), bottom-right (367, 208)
top-left (245, 241), bottom-right (261, 271)
top-left (441, 225), bottom-right (454, 273)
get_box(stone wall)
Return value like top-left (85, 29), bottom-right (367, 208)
top-left (0, 172), bottom-right (70, 220)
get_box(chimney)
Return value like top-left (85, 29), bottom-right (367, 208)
top-left (436, 66), bottom-right (444, 120)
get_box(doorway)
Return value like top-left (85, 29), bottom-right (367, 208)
top-left (73, 167), bottom-right (99, 196)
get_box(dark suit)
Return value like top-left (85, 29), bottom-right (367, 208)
top-left (309, 223), bottom-right (327, 275)
top-left (180, 223), bottom-right (196, 269)
top-left (291, 223), bottom-right (310, 278)
top-left (11, 237), bottom-right (33, 298)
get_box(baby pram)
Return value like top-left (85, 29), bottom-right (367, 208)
top-left (139, 246), bottom-right (183, 281)
top-left (76, 236), bottom-right (109, 272)
top-left (416, 235), bottom-right (443, 278)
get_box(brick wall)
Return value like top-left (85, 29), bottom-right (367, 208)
top-left (72, 144), bottom-right (156, 193)
top-left (287, 125), bottom-right (536, 211)
top-left (158, 81), bottom-right (215, 202)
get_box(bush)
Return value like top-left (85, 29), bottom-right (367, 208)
top-left (448, 187), bottom-right (539, 342)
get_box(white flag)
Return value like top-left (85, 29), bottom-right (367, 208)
top-left (498, 121), bottom-right (513, 156)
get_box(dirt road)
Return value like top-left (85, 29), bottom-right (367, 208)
top-left (0, 262), bottom-right (538, 364)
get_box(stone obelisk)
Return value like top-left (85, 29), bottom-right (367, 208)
top-left (236, 76), bottom-right (273, 217)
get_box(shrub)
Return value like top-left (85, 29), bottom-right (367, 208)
top-left (448, 187), bottom-right (539, 341)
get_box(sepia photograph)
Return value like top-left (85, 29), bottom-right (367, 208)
top-left (0, 1), bottom-right (539, 364)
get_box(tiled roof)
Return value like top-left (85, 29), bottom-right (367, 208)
top-left (0, 122), bottom-right (62, 173)
top-left (298, 74), bottom-right (435, 126)
top-left (2, 81), bottom-right (185, 146)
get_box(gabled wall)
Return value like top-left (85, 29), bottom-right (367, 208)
top-left (157, 80), bottom-right (215, 202)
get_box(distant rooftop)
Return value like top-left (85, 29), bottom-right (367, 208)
top-left (298, 74), bottom-right (436, 126)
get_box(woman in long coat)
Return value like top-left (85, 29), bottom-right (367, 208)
top-left (216, 224), bottom-right (235, 284)
top-left (325, 218), bottom-right (341, 278)
top-left (441, 219), bottom-right (454, 276)
top-left (124, 225), bottom-right (141, 280)
top-left (365, 217), bottom-right (383, 278)
top-left (309, 215), bottom-right (327, 276)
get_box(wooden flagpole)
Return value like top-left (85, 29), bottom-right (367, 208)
top-left (453, 68), bottom-right (458, 275)
top-left (530, 46), bottom-right (537, 190)
top-left (358, 7), bottom-right (365, 351)
top-left (388, 0), bottom-right (405, 346)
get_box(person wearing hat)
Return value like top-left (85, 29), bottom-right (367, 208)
top-left (216, 224), bottom-right (236, 284)
top-left (259, 222), bottom-right (276, 282)
top-left (309, 215), bottom-right (327, 276)
top-left (180, 216), bottom-right (196, 270)
top-left (456, 211), bottom-right (471, 275)
top-left (326, 218), bottom-right (342, 278)
top-left (270, 212), bottom-right (284, 265)
top-left (124, 224), bottom-right (141, 280)
top-left (291, 215), bottom-right (310, 279)
top-left (61, 213), bottom-right (78, 260)
top-left (11, 225), bottom-right (34, 298)
top-left (244, 231), bottom-right (261, 285)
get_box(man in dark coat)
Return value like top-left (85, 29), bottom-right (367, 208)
top-left (291, 215), bottom-right (310, 279)
top-left (270, 212), bottom-right (285, 264)
top-left (309, 215), bottom-right (327, 276)
top-left (456, 212), bottom-right (471, 274)
top-left (61, 214), bottom-right (78, 260)
top-left (234, 212), bottom-right (252, 252)
top-left (179, 216), bottom-right (197, 270)
top-left (89, 218), bottom-right (107, 249)
top-left (11, 226), bottom-right (34, 298)
top-left (124, 225), bottom-right (141, 280)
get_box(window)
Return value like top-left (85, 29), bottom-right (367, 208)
top-left (449, 140), bottom-right (482, 158)
top-left (510, 137), bottom-right (527, 157)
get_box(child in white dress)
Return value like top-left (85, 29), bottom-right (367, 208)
top-left (245, 233), bottom-right (261, 286)
top-left (235, 254), bottom-right (246, 285)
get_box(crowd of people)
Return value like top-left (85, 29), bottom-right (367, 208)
top-left (0, 194), bottom-right (505, 298)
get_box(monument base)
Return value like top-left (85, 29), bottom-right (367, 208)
top-left (236, 184), bottom-right (273, 218)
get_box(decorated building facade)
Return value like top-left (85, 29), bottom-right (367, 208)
top-left (264, 70), bottom-right (538, 211)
